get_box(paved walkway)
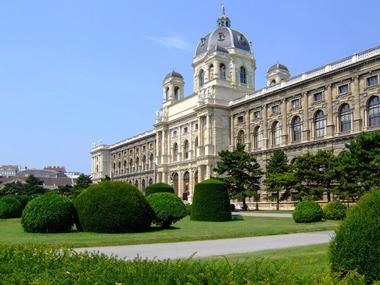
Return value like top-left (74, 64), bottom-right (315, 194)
top-left (233, 212), bottom-right (292, 218)
top-left (75, 231), bottom-right (334, 260)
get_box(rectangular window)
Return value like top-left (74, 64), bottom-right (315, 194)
top-left (254, 111), bottom-right (261, 119)
top-left (338, 84), bottom-right (349, 95)
top-left (237, 115), bottom-right (244, 123)
top-left (313, 92), bottom-right (322, 102)
top-left (367, 75), bottom-right (379, 87)
top-left (291, 99), bottom-right (300, 109)
top-left (271, 105), bottom-right (279, 114)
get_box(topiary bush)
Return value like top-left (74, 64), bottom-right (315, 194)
top-left (13, 195), bottom-right (34, 210)
top-left (0, 196), bottom-right (23, 218)
top-left (74, 181), bottom-right (154, 233)
top-left (292, 200), bottom-right (324, 223)
top-left (323, 200), bottom-right (347, 220)
top-left (145, 183), bottom-right (175, 196)
top-left (191, 179), bottom-right (231, 221)
top-left (330, 188), bottom-right (380, 284)
top-left (21, 193), bottom-right (75, 233)
top-left (146, 192), bottom-right (187, 228)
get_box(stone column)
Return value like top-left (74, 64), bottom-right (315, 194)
top-left (245, 110), bottom-right (251, 151)
top-left (281, 99), bottom-right (288, 145)
top-left (213, 59), bottom-right (219, 79)
top-left (230, 115), bottom-right (234, 149)
top-left (326, 84), bottom-right (334, 137)
top-left (352, 76), bottom-right (362, 132)
top-left (302, 92), bottom-right (310, 142)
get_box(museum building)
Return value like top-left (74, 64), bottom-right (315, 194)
top-left (91, 8), bottom-right (380, 203)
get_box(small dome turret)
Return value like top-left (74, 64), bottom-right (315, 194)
top-left (162, 70), bottom-right (184, 104)
top-left (266, 63), bottom-right (290, 86)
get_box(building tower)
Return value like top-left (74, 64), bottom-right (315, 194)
top-left (162, 70), bottom-right (184, 105)
top-left (266, 63), bottom-right (290, 86)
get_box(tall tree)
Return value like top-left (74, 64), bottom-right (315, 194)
top-left (264, 150), bottom-right (295, 210)
top-left (0, 181), bottom-right (25, 195)
top-left (24, 175), bottom-right (45, 195)
top-left (74, 174), bottom-right (92, 190)
top-left (214, 144), bottom-right (263, 210)
top-left (336, 131), bottom-right (380, 201)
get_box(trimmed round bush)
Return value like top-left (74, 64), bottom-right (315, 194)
top-left (147, 192), bottom-right (187, 228)
top-left (145, 183), bottom-right (175, 196)
top-left (330, 188), bottom-right (380, 284)
top-left (74, 181), bottom-right (154, 233)
top-left (191, 179), bottom-right (231, 221)
top-left (292, 200), bottom-right (323, 223)
top-left (13, 195), bottom-right (34, 210)
top-left (21, 193), bottom-right (75, 233)
top-left (0, 196), bottom-right (22, 218)
top-left (323, 200), bottom-right (347, 220)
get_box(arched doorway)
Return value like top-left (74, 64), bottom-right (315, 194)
top-left (183, 171), bottom-right (190, 201)
top-left (141, 179), bottom-right (146, 192)
top-left (172, 173), bottom-right (179, 195)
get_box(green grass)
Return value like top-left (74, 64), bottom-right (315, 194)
top-left (0, 216), bottom-right (339, 248)
top-left (206, 244), bottom-right (330, 277)
top-left (240, 210), bottom-right (293, 214)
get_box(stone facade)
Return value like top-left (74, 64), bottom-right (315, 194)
top-left (91, 8), bottom-right (380, 202)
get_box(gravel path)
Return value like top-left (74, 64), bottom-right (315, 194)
top-left (75, 231), bottom-right (335, 260)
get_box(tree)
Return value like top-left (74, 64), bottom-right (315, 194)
top-left (293, 150), bottom-right (337, 201)
top-left (0, 181), bottom-right (25, 196)
top-left (214, 144), bottom-right (263, 210)
top-left (100, 175), bottom-right (111, 182)
top-left (264, 150), bottom-right (295, 210)
top-left (74, 174), bottom-right (92, 190)
top-left (336, 131), bottom-right (380, 201)
top-left (24, 175), bottom-right (45, 195)
top-left (57, 184), bottom-right (74, 196)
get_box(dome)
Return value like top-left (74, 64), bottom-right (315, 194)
top-left (267, 63), bottom-right (289, 73)
top-left (164, 70), bottom-right (183, 81)
top-left (195, 7), bottom-right (251, 57)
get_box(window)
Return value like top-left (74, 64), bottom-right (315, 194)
top-left (272, 121), bottom-right (281, 146)
top-left (270, 79), bottom-right (276, 86)
top-left (368, 96), bottom-right (380, 127)
top-left (165, 87), bottom-right (169, 101)
top-left (271, 105), bottom-right (279, 114)
top-left (339, 104), bottom-right (352, 132)
top-left (220, 63), bottom-right (226, 80)
top-left (240, 66), bottom-right (247, 84)
top-left (237, 115), bottom-right (244, 123)
top-left (172, 130), bottom-right (177, 137)
top-left (254, 126), bottom-right (264, 149)
top-left (172, 143), bottom-right (178, 162)
top-left (314, 92), bottom-right (323, 102)
top-left (174, 86), bottom-right (180, 100)
top-left (314, 110), bottom-right (325, 138)
top-left (183, 140), bottom-right (189, 159)
top-left (367, 75), bottom-right (379, 87)
top-left (291, 99), bottom-right (300, 109)
top-left (254, 111), bottom-right (261, 119)
top-left (150, 153), bottom-right (154, 169)
top-left (237, 130), bottom-right (245, 145)
top-left (338, 84), bottom-right (349, 95)
top-left (194, 123), bottom-right (198, 130)
top-left (183, 127), bottom-right (188, 134)
top-left (199, 69), bottom-right (205, 87)
top-left (292, 116), bottom-right (302, 142)
top-left (209, 64), bottom-right (214, 80)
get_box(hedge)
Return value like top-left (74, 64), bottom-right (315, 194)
top-left (147, 192), bottom-right (187, 228)
top-left (0, 196), bottom-right (23, 219)
top-left (74, 181), bottom-right (154, 233)
top-left (191, 179), bottom-right (231, 221)
top-left (145, 183), bottom-right (175, 196)
top-left (323, 200), bottom-right (347, 220)
top-left (21, 193), bottom-right (76, 233)
top-left (293, 200), bottom-right (324, 223)
top-left (330, 188), bottom-right (380, 284)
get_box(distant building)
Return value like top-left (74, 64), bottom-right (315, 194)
top-left (0, 165), bottom-right (19, 177)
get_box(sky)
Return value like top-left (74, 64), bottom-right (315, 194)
top-left (1, 0), bottom-right (380, 174)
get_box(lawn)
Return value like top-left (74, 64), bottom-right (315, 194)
top-left (0, 216), bottom-right (339, 248)
top-left (239, 210), bottom-right (293, 214)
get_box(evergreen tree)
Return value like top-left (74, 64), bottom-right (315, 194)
top-left (0, 181), bottom-right (25, 195)
top-left (74, 174), bottom-right (92, 190)
top-left (24, 175), bottom-right (45, 195)
top-left (214, 144), bottom-right (263, 210)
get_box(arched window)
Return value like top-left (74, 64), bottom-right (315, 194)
top-left (194, 137), bottom-right (198, 157)
top-left (149, 178), bottom-right (153, 185)
top-left (237, 130), bottom-right (245, 146)
top-left (253, 126), bottom-right (263, 149)
top-left (290, 157), bottom-right (298, 165)
top-left (339, 104), bottom-right (352, 132)
top-left (220, 63), bottom-right (226, 80)
top-left (183, 171), bottom-right (190, 201)
top-left (174, 86), bottom-right (180, 101)
top-left (292, 116), bottom-right (302, 142)
top-left (96, 165), bottom-right (98, 172)
top-left (150, 153), bottom-right (154, 169)
top-left (209, 64), bottom-right (214, 80)
top-left (123, 160), bottom-right (127, 169)
top-left (141, 179), bottom-right (146, 192)
top-left (368, 96), bottom-right (380, 127)
top-left (136, 157), bottom-right (139, 171)
top-left (129, 159), bottom-right (133, 173)
top-left (183, 140), bottom-right (189, 159)
top-left (165, 87), bottom-right (169, 101)
top-left (314, 110), bottom-right (325, 138)
top-left (172, 173), bottom-right (179, 195)
top-left (270, 79), bottom-right (276, 86)
top-left (135, 180), bottom-right (139, 189)
top-left (240, 66), bottom-right (247, 84)
top-left (173, 143), bottom-right (178, 162)
top-left (199, 69), bottom-right (205, 87)
top-left (272, 121), bottom-right (281, 146)
top-left (142, 155), bottom-right (146, 170)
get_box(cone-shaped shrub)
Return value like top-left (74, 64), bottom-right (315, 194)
top-left (323, 200), bottom-right (347, 220)
top-left (293, 200), bottom-right (323, 223)
top-left (74, 181), bottom-right (154, 233)
top-left (145, 183), bottom-right (175, 196)
top-left (21, 193), bottom-right (75, 233)
top-left (147, 192), bottom-right (187, 228)
top-left (191, 179), bottom-right (231, 221)
top-left (0, 196), bottom-right (22, 218)
top-left (330, 188), bottom-right (380, 284)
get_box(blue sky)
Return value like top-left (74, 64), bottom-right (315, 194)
top-left (1, 0), bottom-right (380, 174)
